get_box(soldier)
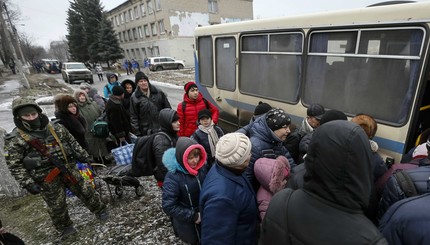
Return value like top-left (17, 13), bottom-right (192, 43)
top-left (4, 97), bottom-right (108, 239)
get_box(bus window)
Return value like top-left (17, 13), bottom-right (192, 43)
top-left (239, 32), bottom-right (303, 103)
top-left (198, 36), bottom-right (214, 87)
top-left (304, 27), bottom-right (424, 126)
top-left (215, 37), bottom-right (236, 91)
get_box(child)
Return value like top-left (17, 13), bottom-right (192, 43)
top-left (254, 156), bottom-right (290, 220)
top-left (162, 137), bottom-right (208, 245)
top-left (191, 109), bottom-right (224, 167)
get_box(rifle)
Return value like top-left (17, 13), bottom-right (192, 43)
top-left (18, 124), bottom-right (78, 185)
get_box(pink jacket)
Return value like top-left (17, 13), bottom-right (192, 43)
top-left (254, 156), bottom-right (290, 220)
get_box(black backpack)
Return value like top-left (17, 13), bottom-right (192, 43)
top-left (131, 131), bottom-right (172, 177)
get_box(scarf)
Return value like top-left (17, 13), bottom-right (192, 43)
top-left (198, 121), bottom-right (219, 156)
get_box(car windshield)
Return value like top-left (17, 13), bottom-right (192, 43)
top-left (67, 63), bottom-right (86, 69)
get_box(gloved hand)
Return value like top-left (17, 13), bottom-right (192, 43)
top-left (24, 183), bottom-right (42, 195)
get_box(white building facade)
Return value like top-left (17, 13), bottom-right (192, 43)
top-left (107, 0), bottom-right (253, 67)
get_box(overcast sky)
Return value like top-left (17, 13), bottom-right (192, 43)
top-left (12, 0), bottom-right (430, 49)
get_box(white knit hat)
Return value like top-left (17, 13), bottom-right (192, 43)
top-left (215, 133), bottom-right (252, 168)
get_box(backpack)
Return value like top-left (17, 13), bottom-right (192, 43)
top-left (131, 131), bottom-right (172, 177)
top-left (393, 170), bottom-right (418, 198)
top-left (91, 114), bottom-right (110, 138)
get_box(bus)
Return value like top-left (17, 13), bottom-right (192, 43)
top-left (193, 1), bottom-right (430, 163)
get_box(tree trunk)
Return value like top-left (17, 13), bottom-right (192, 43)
top-left (0, 127), bottom-right (23, 197)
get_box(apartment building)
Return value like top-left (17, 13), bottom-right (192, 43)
top-left (107, 0), bottom-right (253, 67)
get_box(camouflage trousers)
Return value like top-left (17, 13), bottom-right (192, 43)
top-left (39, 167), bottom-right (106, 231)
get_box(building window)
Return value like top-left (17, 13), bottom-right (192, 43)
top-left (151, 23), bottom-right (157, 36)
top-left (123, 31), bottom-right (127, 41)
top-left (134, 6), bottom-right (139, 19)
top-left (158, 20), bottom-right (165, 34)
top-left (155, 0), bottom-right (161, 11)
top-left (118, 33), bottom-right (122, 42)
top-left (129, 9), bottom-right (134, 21)
top-left (208, 0), bottom-right (218, 13)
top-left (153, 46), bottom-right (160, 56)
top-left (141, 48), bottom-right (147, 59)
top-left (147, 0), bottom-right (154, 14)
top-left (128, 30), bottom-right (132, 40)
top-left (144, 25), bottom-right (150, 37)
top-left (138, 27), bottom-right (143, 39)
top-left (124, 11), bottom-right (129, 22)
top-left (115, 16), bottom-right (119, 26)
top-left (120, 13), bottom-right (125, 24)
top-left (140, 4), bottom-right (146, 16)
top-left (132, 28), bottom-right (137, 40)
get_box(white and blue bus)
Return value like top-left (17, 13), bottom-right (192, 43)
top-left (193, 1), bottom-right (430, 162)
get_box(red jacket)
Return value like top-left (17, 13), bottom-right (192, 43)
top-left (177, 93), bottom-right (219, 137)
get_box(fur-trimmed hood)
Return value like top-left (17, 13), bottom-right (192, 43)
top-left (73, 89), bottom-right (92, 105)
top-left (54, 94), bottom-right (78, 114)
top-left (254, 156), bottom-right (289, 194)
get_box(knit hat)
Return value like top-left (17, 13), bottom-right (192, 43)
top-left (198, 109), bottom-right (212, 120)
top-left (266, 108), bottom-right (291, 131)
top-left (79, 82), bottom-right (91, 90)
top-left (254, 102), bottom-right (272, 116)
top-left (135, 71), bottom-right (149, 83)
top-left (413, 142), bottom-right (428, 159)
top-left (307, 104), bottom-right (325, 120)
top-left (184, 81), bottom-right (198, 94)
top-left (319, 110), bottom-right (347, 125)
top-left (215, 133), bottom-right (252, 169)
top-left (112, 85), bottom-right (125, 96)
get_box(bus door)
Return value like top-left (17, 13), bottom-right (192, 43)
top-left (212, 36), bottom-right (239, 132)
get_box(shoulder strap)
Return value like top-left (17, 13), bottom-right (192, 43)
top-left (105, 84), bottom-right (111, 94)
top-left (157, 131), bottom-right (173, 147)
top-left (203, 98), bottom-right (210, 109)
top-left (394, 170), bottom-right (418, 198)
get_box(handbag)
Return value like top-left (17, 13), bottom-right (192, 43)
top-left (111, 141), bottom-right (135, 165)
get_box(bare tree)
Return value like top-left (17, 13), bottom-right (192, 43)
top-left (19, 32), bottom-right (47, 64)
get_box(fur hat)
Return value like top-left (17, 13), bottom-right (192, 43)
top-left (135, 71), bottom-right (149, 83)
top-left (54, 94), bottom-right (77, 114)
top-left (184, 81), bottom-right (198, 94)
top-left (307, 104), bottom-right (325, 120)
top-left (351, 114), bottom-right (377, 139)
top-left (112, 85), bottom-right (125, 96)
top-left (254, 102), bottom-right (272, 116)
top-left (198, 109), bottom-right (212, 120)
top-left (215, 133), bottom-right (252, 169)
top-left (266, 108), bottom-right (291, 131)
top-left (319, 110), bottom-right (347, 125)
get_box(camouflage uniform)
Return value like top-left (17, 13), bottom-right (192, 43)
top-left (4, 98), bottom-right (106, 232)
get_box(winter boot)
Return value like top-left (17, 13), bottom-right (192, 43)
top-left (61, 226), bottom-right (77, 239)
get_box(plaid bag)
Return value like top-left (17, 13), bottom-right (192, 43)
top-left (111, 141), bottom-right (135, 165)
top-left (66, 161), bottom-right (95, 197)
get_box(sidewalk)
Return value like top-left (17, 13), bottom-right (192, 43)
top-left (0, 74), bottom-right (24, 133)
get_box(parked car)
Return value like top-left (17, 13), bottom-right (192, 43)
top-left (61, 62), bottom-right (93, 84)
top-left (41, 59), bottom-right (60, 74)
top-left (148, 57), bottom-right (185, 71)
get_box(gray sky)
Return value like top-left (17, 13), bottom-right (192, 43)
top-left (13, 0), bottom-right (430, 49)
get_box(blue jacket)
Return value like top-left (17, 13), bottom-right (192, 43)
top-left (162, 148), bottom-right (208, 244)
top-left (200, 163), bottom-right (258, 245)
top-left (103, 73), bottom-right (120, 98)
top-left (379, 193), bottom-right (430, 245)
top-left (247, 116), bottom-right (295, 192)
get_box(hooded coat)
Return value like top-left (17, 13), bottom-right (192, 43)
top-left (129, 82), bottom-right (171, 136)
top-left (105, 94), bottom-right (130, 140)
top-left (86, 87), bottom-right (105, 113)
top-left (260, 121), bottom-right (387, 245)
top-left (103, 73), bottom-right (120, 98)
top-left (177, 92), bottom-right (219, 137)
top-left (153, 108), bottom-right (179, 182)
top-left (254, 156), bottom-right (289, 220)
top-left (247, 116), bottom-right (295, 192)
top-left (120, 79), bottom-right (136, 116)
top-left (162, 137), bottom-right (208, 244)
top-left (54, 94), bottom-right (87, 148)
top-left (73, 90), bottom-right (108, 159)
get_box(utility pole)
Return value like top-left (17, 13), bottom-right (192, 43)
top-left (0, 0), bottom-right (29, 87)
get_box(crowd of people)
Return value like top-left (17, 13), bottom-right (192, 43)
top-left (3, 66), bottom-right (430, 244)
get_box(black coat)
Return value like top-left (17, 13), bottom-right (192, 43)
top-left (129, 84), bottom-right (171, 136)
top-left (55, 111), bottom-right (87, 149)
top-left (191, 125), bottom-right (224, 166)
top-left (260, 121), bottom-right (387, 245)
top-left (106, 95), bottom-right (131, 139)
